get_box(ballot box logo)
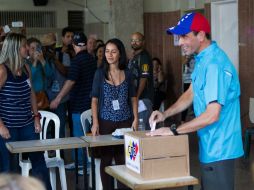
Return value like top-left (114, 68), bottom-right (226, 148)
top-left (125, 135), bottom-right (141, 173)
top-left (127, 141), bottom-right (139, 161)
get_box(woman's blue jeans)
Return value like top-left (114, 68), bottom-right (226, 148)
top-left (72, 113), bottom-right (88, 166)
top-left (0, 123), bottom-right (52, 190)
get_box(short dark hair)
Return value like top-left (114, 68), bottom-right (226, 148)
top-left (103, 38), bottom-right (127, 80)
top-left (27, 37), bottom-right (41, 46)
top-left (152, 57), bottom-right (162, 66)
top-left (192, 31), bottom-right (211, 40)
top-left (62, 27), bottom-right (74, 37)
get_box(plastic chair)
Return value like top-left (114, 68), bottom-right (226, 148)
top-left (19, 110), bottom-right (67, 190)
top-left (80, 109), bottom-right (102, 190)
top-left (244, 97), bottom-right (254, 158)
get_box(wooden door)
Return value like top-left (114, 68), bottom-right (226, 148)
top-left (144, 11), bottom-right (182, 122)
top-left (239, 0), bottom-right (254, 128)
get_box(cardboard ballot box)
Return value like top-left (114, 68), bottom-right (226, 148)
top-left (124, 131), bottom-right (189, 180)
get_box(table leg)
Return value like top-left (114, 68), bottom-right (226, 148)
top-left (111, 175), bottom-right (114, 190)
top-left (188, 185), bottom-right (193, 190)
top-left (91, 148), bottom-right (96, 190)
top-left (75, 148), bottom-right (78, 185)
top-left (82, 148), bottom-right (88, 190)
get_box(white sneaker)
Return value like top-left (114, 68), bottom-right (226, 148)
top-left (65, 162), bottom-right (75, 170)
top-left (65, 162), bottom-right (83, 170)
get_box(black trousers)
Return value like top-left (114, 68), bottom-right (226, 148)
top-left (200, 159), bottom-right (235, 190)
top-left (99, 118), bottom-right (131, 190)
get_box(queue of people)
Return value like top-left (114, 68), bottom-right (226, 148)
top-left (0, 12), bottom-right (244, 190)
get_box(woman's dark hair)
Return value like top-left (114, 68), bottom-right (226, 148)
top-left (95, 44), bottom-right (105, 56)
top-left (96, 39), bottom-right (104, 46)
top-left (27, 37), bottom-right (41, 46)
top-left (103, 38), bottom-right (127, 80)
top-left (95, 44), bottom-right (105, 68)
top-left (152, 57), bottom-right (162, 66)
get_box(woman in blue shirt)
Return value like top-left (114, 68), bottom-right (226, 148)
top-left (91, 38), bottom-right (138, 190)
top-left (26, 37), bottom-right (53, 109)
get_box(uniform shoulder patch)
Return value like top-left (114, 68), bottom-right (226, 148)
top-left (141, 64), bottom-right (149, 73)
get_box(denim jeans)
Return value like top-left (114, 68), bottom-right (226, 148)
top-left (53, 102), bottom-right (67, 138)
top-left (0, 123), bottom-right (52, 190)
top-left (72, 113), bottom-right (88, 166)
top-left (139, 99), bottom-right (153, 130)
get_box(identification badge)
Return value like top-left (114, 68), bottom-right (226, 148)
top-left (112, 100), bottom-right (120, 110)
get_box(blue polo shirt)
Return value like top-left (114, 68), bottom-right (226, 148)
top-left (191, 41), bottom-right (243, 163)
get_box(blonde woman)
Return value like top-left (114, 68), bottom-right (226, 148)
top-left (0, 33), bottom-right (51, 190)
top-left (0, 174), bottom-right (46, 190)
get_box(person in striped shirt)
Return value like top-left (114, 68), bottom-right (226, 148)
top-left (0, 33), bottom-right (51, 190)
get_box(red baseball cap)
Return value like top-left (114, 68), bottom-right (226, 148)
top-left (166, 12), bottom-right (210, 35)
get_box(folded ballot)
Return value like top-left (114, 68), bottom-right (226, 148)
top-left (112, 128), bottom-right (133, 138)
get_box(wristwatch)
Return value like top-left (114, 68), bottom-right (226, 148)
top-left (170, 124), bottom-right (179, 136)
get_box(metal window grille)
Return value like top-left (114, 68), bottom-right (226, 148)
top-left (68, 11), bottom-right (84, 32)
top-left (0, 11), bottom-right (56, 28)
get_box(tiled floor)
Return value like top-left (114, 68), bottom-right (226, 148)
top-left (59, 132), bottom-right (254, 190)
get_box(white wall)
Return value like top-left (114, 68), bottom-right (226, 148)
top-left (143, 0), bottom-right (229, 13)
top-left (85, 0), bottom-right (109, 24)
top-left (0, 0), bottom-right (235, 42)
top-left (0, 0), bottom-right (84, 28)
top-left (211, 0), bottom-right (239, 72)
top-left (143, 0), bottom-right (205, 13)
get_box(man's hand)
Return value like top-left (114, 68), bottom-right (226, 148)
top-left (0, 124), bottom-right (10, 139)
top-left (50, 97), bottom-right (61, 109)
top-left (149, 110), bottom-right (165, 128)
top-left (36, 51), bottom-right (46, 66)
top-left (146, 127), bottom-right (173, 136)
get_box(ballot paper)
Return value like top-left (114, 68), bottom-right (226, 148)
top-left (150, 121), bottom-right (156, 131)
top-left (112, 128), bottom-right (133, 137)
top-left (138, 100), bottom-right (147, 113)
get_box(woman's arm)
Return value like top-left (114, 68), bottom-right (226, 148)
top-left (131, 97), bottom-right (138, 130)
top-left (25, 64), bottom-right (41, 133)
top-left (91, 69), bottom-right (102, 136)
top-left (91, 97), bottom-right (99, 136)
top-left (0, 65), bottom-right (10, 139)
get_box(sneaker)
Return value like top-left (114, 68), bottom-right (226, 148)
top-left (65, 162), bottom-right (84, 170)
top-left (65, 162), bottom-right (75, 170)
top-left (78, 167), bottom-right (90, 176)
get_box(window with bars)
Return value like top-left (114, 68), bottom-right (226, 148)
top-left (0, 11), bottom-right (56, 28)
top-left (68, 11), bottom-right (84, 32)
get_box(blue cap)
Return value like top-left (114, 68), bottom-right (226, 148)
top-left (166, 12), bottom-right (210, 35)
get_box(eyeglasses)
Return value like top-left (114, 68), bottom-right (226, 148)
top-left (131, 39), bottom-right (143, 43)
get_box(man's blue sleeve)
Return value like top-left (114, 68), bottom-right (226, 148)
top-left (204, 64), bottom-right (232, 106)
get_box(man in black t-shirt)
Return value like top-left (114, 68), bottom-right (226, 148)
top-left (128, 32), bottom-right (154, 129)
top-left (50, 32), bottom-right (96, 173)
